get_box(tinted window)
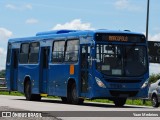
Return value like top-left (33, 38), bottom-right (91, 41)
top-left (52, 41), bottom-right (65, 63)
top-left (29, 42), bottom-right (39, 64)
top-left (65, 40), bottom-right (79, 62)
top-left (19, 43), bottom-right (29, 64)
top-left (6, 44), bottom-right (11, 64)
top-left (21, 44), bottom-right (29, 53)
top-left (96, 44), bottom-right (147, 77)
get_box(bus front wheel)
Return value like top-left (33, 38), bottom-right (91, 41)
top-left (69, 83), bottom-right (84, 104)
top-left (113, 98), bottom-right (126, 107)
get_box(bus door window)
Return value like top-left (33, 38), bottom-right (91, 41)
top-left (81, 45), bottom-right (90, 92)
top-left (6, 44), bottom-right (11, 64)
top-left (43, 47), bottom-right (50, 69)
top-left (13, 49), bottom-right (18, 69)
top-left (81, 46), bottom-right (90, 68)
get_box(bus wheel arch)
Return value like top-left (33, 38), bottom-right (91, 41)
top-left (67, 78), bottom-right (84, 104)
top-left (24, 76), bottom-right (41, 101)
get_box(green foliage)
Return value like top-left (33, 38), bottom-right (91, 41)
top-left (126, 99), bottom-right (151, 106)
top-left (149, 73), bottom-right (160, 84)
top-left (0, 91), bottom-right (24, 96)
top-left (0, 70), bottom-right (5, 78)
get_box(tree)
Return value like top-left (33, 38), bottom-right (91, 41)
top-left (0, 70), bottom-right (5, 78)
top-left (149, 73), bottom-right (160, 84)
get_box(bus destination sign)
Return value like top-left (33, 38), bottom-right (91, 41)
top-left (95, 33), bottom-right (145, 43)
top-left (108, 35), bottom-right (128, 42)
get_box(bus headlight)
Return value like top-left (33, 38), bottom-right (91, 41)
top-left (95, 77), bottom-right (106, 88)
top-left (141, 79), bottom-right (149, 89)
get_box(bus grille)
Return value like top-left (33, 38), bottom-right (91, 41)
top-left (106, 79), bottom-right (141, 83)
top-left (109, 90), bottom-right (138, 97)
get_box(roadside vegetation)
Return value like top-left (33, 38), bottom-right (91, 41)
top-left (0, 70), bottom-right (5, 78)
top-left (0, 70), bottom-right (159, 107)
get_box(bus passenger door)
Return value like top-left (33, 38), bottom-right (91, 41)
top-left (40, 47), bottom-right (50, 93)
top-left (6, 48), bottom-right (19, 91)
top-left (80, 45), bottom-right (90, 93)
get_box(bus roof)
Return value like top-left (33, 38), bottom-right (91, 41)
top-left (8, 29), bottom-right (144, 43)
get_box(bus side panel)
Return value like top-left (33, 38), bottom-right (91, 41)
top-left (18, 65), bottom-right (40, 94)
top-left (48, 64), bottom-right (80, 97)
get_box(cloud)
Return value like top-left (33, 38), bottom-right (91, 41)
top-left (5, 4), bottom-right (17, 10)
top-left (114, 0), bottom-right (141, 11)
top-left (5, 4), bottom-right (32, 10)
top-left (0, 28), bottom-right (12, 70)
top-left (148, 33), bottom-right (160, 41)
top-left (25, 4), bottom-right (32, 10)
top-left (25, 18), bottom-right (39, 24)
top-left (150, 63), bottom-right (160, 75)
top-left (52, 19), bottom-right (95, 30)
top-left (0, 48), bottom-right (7, 70)
top-left (0, 28), bottom-right (12, 42)
top-left (115, 0), bottom-right (129, 9)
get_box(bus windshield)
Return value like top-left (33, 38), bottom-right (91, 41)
top-left (96, 44), bottom-right (147, 77)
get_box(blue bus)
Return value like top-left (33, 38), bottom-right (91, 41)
top-left (6, 29), bottom-right (149, 106)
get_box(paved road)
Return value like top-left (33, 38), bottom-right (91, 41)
top-left (0, 95), bottom-right (159, 120)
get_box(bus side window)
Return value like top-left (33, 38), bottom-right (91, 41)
top-left (19, 43), bottom-right (29, 64)
top-left (65, 40), bottom-right (79, 62)
top-left (29, 42), bottom-right (40, 64)
top-left (52, 40), bottom-right (65, 63)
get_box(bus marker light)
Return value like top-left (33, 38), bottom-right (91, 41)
top-left (70, 65), bottom-right (74, 75)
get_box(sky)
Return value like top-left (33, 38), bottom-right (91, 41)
top-left (0, 0), bottom-right (160, 74)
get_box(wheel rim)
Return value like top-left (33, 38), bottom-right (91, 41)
top-left (152, 97), bottom-right (157, 107)
top-left (72, 85), bottom-right (77, 101)
top-left (25, 82), bottom-right (31, 99)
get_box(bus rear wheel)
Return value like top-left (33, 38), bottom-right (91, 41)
top-left (69, 83), bottom-right (84, 104)
top-left (113, 98), bottom-right (126, 107)
top-left (61, 97), bottom-right (68, 103)
top-left (25, 81), bottom-right (41, 101)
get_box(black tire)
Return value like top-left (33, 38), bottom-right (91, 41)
top-left (25, 81), bottom-right (32, 101)
top-left (69, 83), bottom-right (84, 104)
top-left (61, 97), bottom-right (68, 103)
top-left (25, 81), bottom-right (41, 101)
top-left (152, 95), bottom-right (159, 107)
top-left (33, 94), bottom-right (41, 101)
top-left (113, 98), bottom-right (126, 107)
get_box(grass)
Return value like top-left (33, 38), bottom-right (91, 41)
top-left (87, 99), bottom-right (152, 106)
top-left (0, 91), bottom-right (152, 106)
top-left (0, 91), bottom-right (24, 96)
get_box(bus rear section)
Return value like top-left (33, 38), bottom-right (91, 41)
top-left (6, 44), bottom-right (19, 91)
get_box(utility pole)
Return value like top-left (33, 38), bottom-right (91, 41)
top-left (146, 0), bottom-right (150, 41)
